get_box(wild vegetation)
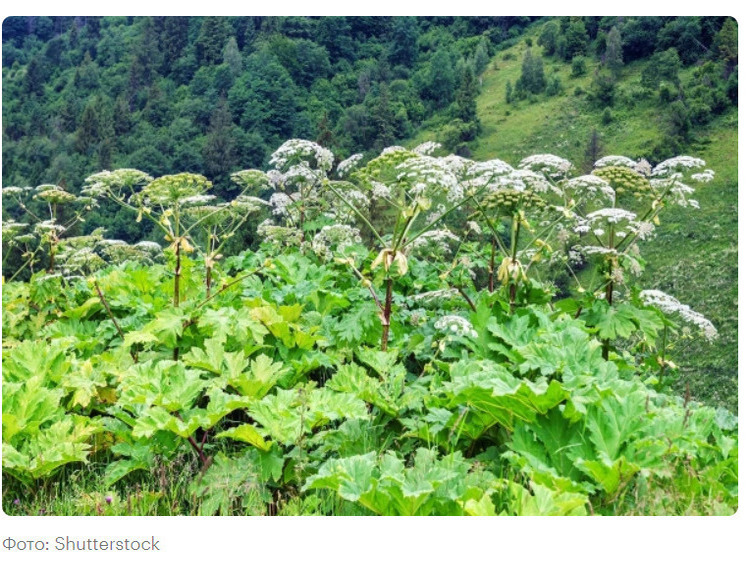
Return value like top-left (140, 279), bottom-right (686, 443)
top-left (2, 140), bottom-right (737, 515)
top-left (1, 16), bottom-right (738, 516)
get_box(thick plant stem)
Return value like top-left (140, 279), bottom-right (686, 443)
top-left (488, 239), bottom-right (496, 293)
top-left (205, 264), bottom-right (212, 299)
top-left (48, 240), bottom-right (56, 273)
top-left (602, 224), bottom-right (615, 360)
top-left (509, 215), bottom-right (521, 315)
top-left (173, 241), bottom-right (182, 361)
top-left (173, 243), bottom-right (181, 308)
top-left (95, 282), bottom-right (138, 363)
top-left (381, 278), bottom-right (393, 351)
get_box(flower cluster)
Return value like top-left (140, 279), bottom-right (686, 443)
top-left (434, 315), bottom-right (478, 338)
top-left (640, 289), bottom-right (718, 342)
top-left (518, 154), bottom-right (573, 179)
top-left (408, 229), bottom-right (460, 257)
top-left (592, 166), bottom-right (651, 199)
top-left (496, 169), bottom-right (558, 195)
top-left (397, 156), bottom-right (463, 203)
top-left (139, 173), bottom-right (212, 206)
top-left (257, 219), bottom-right (303, 248)
top-left (563, 175), bottom-right (615, 203)
top-left (594, 155), bottom-right (638, 169)
top-left (651, 156), bottom-right (707, 178)
top-left (311, 224), bottom-right (362, 261)
top-left (337, 153), bottom-right (364, 177)
top-left (270, 139), bottom-right (334, 172)
top-left (413, 141), bottom-right (442, 156)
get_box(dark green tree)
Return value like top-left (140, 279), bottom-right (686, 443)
top-left (516, 49), bottom-right (546, 95)
top-left (563, 19), bottom-right (589, 60)
top-left (196, 17), bottom-right (231, 65)
top-left (538, 21), bottom-right (559, 56)
top-left (389, 17), bottom-right (419, 67)
top-left (202, 98), bottom-right (238, 187)
top-left (454, 66), bottom-right (480, 127)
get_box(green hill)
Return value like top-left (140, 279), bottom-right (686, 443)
top-left (413, 23), bottom-right (738, 410)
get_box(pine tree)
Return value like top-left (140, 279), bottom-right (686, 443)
top-left (223, 37), bottom-right (243, 76)
top-left (202, 98), bottom-right (238, 186)
top-left (373, 84), bottom-right (396, 151)
top-left (604, 26), bottom-right (624, 78)
top-left (75, 100), bottom-right (100, 155)
top-left (472, 38), bottom-right (490, 75)
top-left (24, 56), bottom-right (46, 95)
top-left (389, 17), bottom-right (419, 67)
top-left (564, 19), bottom-right (588, 60)
top-left (716, 18), bottom-right (738, 74)
top-left (517, 49), bottom-right (546, 94)
top-left (196, 17), bottom-right (231, 66)
top-left (455, 66), bottom-right (480, 128)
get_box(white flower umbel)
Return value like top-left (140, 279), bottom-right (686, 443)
top-left (133, 241), bottom-right (162, 253)
top-left (381, 145), bottom-right (408, 156)
top-left (564, 175), bottom-right (616, 203)
top-left (312, 224), bottom-right (362, 261)
top-left (269, 139), bottom-right (334, 172)
top-left (434, 315), bottom-right (478, 338)
top-left (463, 159), bottom-right (514, 193)
top-left (691, 169), bottom-right (715, 183)
top-left (180, 194), bottom-right (217, 207)
top-left (441, 154), bottom-right (475, 176)
top-left (413, 141), bottom-right (442, 156)
top-left (586, 208), bottom-right (637, 224)
top-left (594, 155), bottom-right (638, 169)
top-left (497, 169), bottom-right (559, 195)
top-left (410, 288), bottom-right (460, 304)
top-left (519, 154), bottom-right (573, 179)
top-left (337, 153), bottom-right (364, 177)
top-left (651, 156), bottom-right (706, 178)
top-left (371, 181), bottom-right (393, 200)
top-left (640, 289), bottom-right (718, 342)
top-left (650, 179), bottom-right (698, 208)
top-left (408, 229), bottom-right (460, 257)
top-left (397, 156), bottom-right (463, 203)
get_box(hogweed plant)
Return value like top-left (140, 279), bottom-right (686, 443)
top-left (560, 155), bottom-right (716, 359)
top-left (2, 183), bottom-right (96, 282)
top-left (83, 170), bottom-right (267, 305)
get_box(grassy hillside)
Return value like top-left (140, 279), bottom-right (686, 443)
top-left (413, 31), bottom-right (738, 410)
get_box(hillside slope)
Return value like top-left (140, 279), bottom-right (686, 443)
top-left (413, 30), bottom-right (738, 410)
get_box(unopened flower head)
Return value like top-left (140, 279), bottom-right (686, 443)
top-left (231, 169), bottom-right (272, 191)
top-left (257, 219), bottom-right (303, 248)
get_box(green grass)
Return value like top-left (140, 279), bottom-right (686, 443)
top-left (411, 40), bottom-right (738, 411)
